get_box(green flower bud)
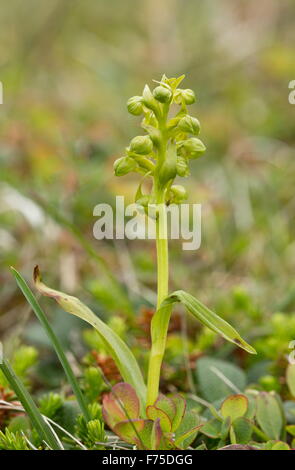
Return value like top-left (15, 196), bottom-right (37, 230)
top-left (159, 143), bottom-right (177, 186)
top-left (132, 154), bottom-right (155, 172)
top-left (176, 156), bottom-right (190, 177)
top-left (142, 84), bottom-right (160, 114)
top-left (130, 135), bottom-right (153, 155)
top-left (114, 156), bottom-right (137, 176)
top-left (169, 185), bottom-right (188, 204)
top-left (180, 137), bottom-right (206, 159)
top-left (153, 85), bottom-right (172, 103)
top-left (174, 88), bottom-right (196, 105)
top-left (127, 96), bottom-right (143, 116)
top-left (178, 115), bottom-right (200, 135)
top-left (181, 89), bottom-right (196, 105)
top-left (167, 116), bottom-right (181, 131)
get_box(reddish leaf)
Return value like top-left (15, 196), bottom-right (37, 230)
top-left (146, 405), bottom-right (172, 432)
top-left (219, 444), bottom-right (258, 450)
top-left (170, 395), bottom-right (186, 431)
top-left (102, 382), bottom-right (140, 430)
top-left (221, 394), bottom-right (248, 422)
top-left (114, 419), bottom-right (153, 449)
top-left (154, 395), bottom-right (176, 423)
top-left (151, 418), bottom-right (165, 450)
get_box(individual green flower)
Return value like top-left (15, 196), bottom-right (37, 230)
top-left (177, 115), bottom-right (200, 135)
top-left (130, 135), bottom-right (153, 155)
top-left (175, 88), bottom-right (196, 105)
top-left (176, 156), bottom-right (190, 177)
top-left (127, 96), bottom-right (144, 116)
top-left (153, 85), bottom-right (172, 103)
top-left (114, 156), bottom-right (137, 176)
top-left (179, 137), bottom-right (206, 159)
top-left (169, 184), bottom-right (188, 204)
top-left (142, 84), bottom-right (160, 114)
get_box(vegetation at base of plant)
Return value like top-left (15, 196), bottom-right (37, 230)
top-left (1, 341), bottom-right (295, 450)
top-left (0, 429), bottom-right (29, 450)
top-left (102, 382), bottom-right (200, 450)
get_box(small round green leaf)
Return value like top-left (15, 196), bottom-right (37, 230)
top-left (221, 394), bottom-right (248, 422)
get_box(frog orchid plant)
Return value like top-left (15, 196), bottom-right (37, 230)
top-left (8, 74), bottom-right (256, 450)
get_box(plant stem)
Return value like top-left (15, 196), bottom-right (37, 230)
top-left (156, 193), bottom-right (169, 309)
top-left (146, 106), bottom-right (171, 406)
top-left (146, 201), bottom-right (170, 406)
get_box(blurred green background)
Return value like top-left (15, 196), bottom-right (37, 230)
top-left (0, 0), bottom-right (295, 383)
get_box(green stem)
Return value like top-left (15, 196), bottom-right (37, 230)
top-left (146, 197), bottom-right (170, 406)
top-left (146, 104), bottom-right (171, 406)
top-left (155, 193), bottom-right (169, 309)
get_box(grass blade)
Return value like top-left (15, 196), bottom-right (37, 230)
top-left (0, 352), bottom-right (62, 450)
top-left (11, 267), bottom-right (91, 421)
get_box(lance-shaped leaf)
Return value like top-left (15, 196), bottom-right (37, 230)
top-left (33, 266), bottom-right (146, 408)
top-left (161, 290), bottom-right (256, 355)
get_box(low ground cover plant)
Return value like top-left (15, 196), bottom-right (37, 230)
top-left (0, 75), bottom-right (295, 450)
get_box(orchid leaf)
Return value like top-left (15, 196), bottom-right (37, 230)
top-left (161, 290), bottom-right (256, 355)
top-left (33, 266), bottom-right (146, 408)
